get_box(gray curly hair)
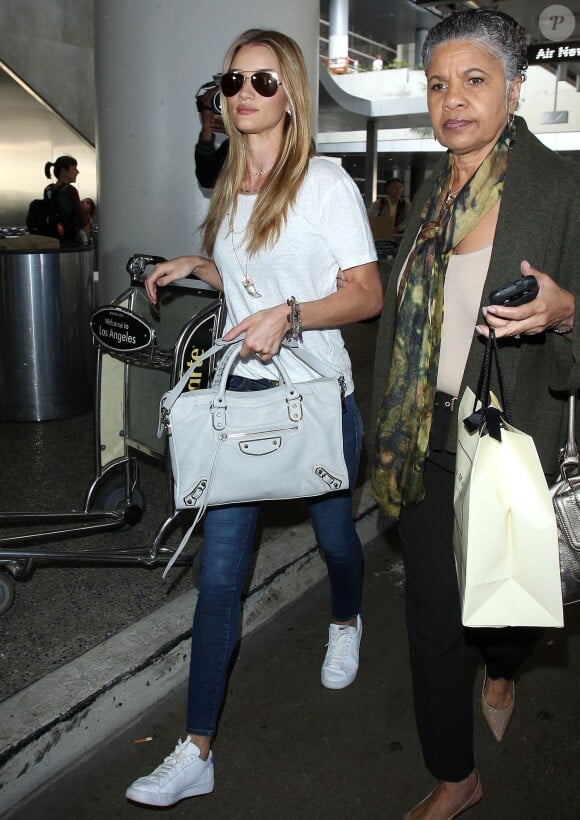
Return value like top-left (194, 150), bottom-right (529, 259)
top-left (422, 9), bottom-right (528, 85)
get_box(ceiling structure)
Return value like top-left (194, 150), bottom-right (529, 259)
top-left (318, 1), bottom-right (580, 131)
top-left (318, 1), bottom-right (580, 191)
top-left (323, 0), bottom-right (579, 48)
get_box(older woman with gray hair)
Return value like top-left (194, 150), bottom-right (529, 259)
top-left (369, 8), bottom-right (580, 818)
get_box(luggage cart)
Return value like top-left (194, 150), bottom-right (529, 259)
top-left (0, 253), bottom-right (225, 613)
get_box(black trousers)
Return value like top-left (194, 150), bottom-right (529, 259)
top-left (398, 447), bottom-right (539, 782)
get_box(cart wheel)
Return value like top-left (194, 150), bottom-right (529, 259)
top-left (0, 572), bottom-right (15, 615)
top-left (93, 477), bottom-right (146, 527)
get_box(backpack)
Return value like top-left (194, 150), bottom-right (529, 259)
top-left (26, 186), bottom-right (66, 238)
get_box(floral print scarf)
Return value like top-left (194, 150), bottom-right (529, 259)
top-left (372, 126), bottom-right (514, 518)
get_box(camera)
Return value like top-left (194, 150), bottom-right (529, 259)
top-left (195, 75), bottom-right (222, 115)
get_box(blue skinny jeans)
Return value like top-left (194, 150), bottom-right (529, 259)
top-left (186, 379), bottom-right (364, 736)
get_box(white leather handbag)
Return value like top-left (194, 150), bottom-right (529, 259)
top-left (159, 338), bottom-right (349, 575)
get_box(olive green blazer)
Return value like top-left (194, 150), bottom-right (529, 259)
top-left (372, 117), bottom-right (580, 477)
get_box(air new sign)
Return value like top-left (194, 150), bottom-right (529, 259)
top-left (528, 41), bottom-right (580, 64)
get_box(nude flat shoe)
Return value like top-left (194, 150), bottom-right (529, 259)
top-left (481, 669), bottom-right (515, 742)
top-left (403, 770), bottom-right (483, 820)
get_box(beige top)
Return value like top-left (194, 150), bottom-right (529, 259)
top-left (437, 245), bottom-right (492, 397)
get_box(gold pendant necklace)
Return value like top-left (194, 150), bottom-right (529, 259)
top-left (246, 165), bottom-right (273, 177)
top-left (239, 166), bottom-right (273, 195)
top-left (445, 188), bottom-right (460, 207)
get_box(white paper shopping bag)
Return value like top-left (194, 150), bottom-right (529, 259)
top-left (453, 385), bottom-right (563, 628)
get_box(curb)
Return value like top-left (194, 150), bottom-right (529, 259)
top-left (0, 483), bottom-right (381, 815)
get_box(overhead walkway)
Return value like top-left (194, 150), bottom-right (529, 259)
top-left (319, 65), bottom-right (430, 129)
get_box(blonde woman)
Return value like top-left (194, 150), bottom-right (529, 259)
top-left (126, 28), bottom-right (382, 808)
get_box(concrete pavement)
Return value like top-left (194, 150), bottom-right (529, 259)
top-left (6, 529), bottom-right (580, 819)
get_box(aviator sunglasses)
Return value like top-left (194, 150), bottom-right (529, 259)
top-left (220, 70), bottom-right (282, 98)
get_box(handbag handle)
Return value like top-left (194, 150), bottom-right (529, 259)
top-left (210, 342), bottom-right (303, 429)
top-left (464, 330), bottom-right (512, 440)
top-left (159, 337), bottom-right (345, 435)
top-left (474, 329), bottom-right (512, 422)
top-left (211, 341), bottom-right (341, 404)
top-left (561, 390), bottom-right (579, 467)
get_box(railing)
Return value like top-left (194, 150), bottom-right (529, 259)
top-left (319, 17), bottom-right (397, 69)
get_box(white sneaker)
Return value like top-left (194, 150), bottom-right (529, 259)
top-left (126, 736), bottom-right (214, 807)
top-left (321, 614), bottom-right (362, 690)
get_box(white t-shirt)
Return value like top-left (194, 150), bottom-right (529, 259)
top-left (212, 156), bottom-right (377, 394)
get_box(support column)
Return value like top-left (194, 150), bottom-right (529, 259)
top-left (328, 0), bottom-right (349, 63)
top-left (415, 29), bottom-right (429, 68)
top-left (95, 0), bottom-right (320, 303)
top-left (364, 118), bottom-right (378, 207)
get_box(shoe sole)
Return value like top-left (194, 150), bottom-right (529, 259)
top-left (321, 670), bottom-right (358, 689)
top-left (403, 771), bottom-right (483, 820)
top-left (126, 780), bottom-right (214, 807)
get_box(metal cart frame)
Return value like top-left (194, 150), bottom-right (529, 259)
top-left (0, 254), bottom-right (225, 612)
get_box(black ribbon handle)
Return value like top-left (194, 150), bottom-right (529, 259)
top-left (464, 329), bottom-right (512, 441)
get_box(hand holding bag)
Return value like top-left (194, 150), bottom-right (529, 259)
top-left (159, 338), bottom-right (349, 576)
top-left (549, 390), bottom-right (580, 605)
top-left (453, 331), bottom-right (563, 628)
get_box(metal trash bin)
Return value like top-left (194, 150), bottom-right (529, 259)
top-left (0, 245), bottom-right (95, 421)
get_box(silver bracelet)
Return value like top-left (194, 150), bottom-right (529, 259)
top-left (552, 325), bottom-right (574, 335)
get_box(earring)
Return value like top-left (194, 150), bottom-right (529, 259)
top-left (507, 111), bottom-right (516, 138)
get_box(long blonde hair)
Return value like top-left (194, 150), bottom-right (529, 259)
top-left (201, 29), bottom-right (314, 257)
